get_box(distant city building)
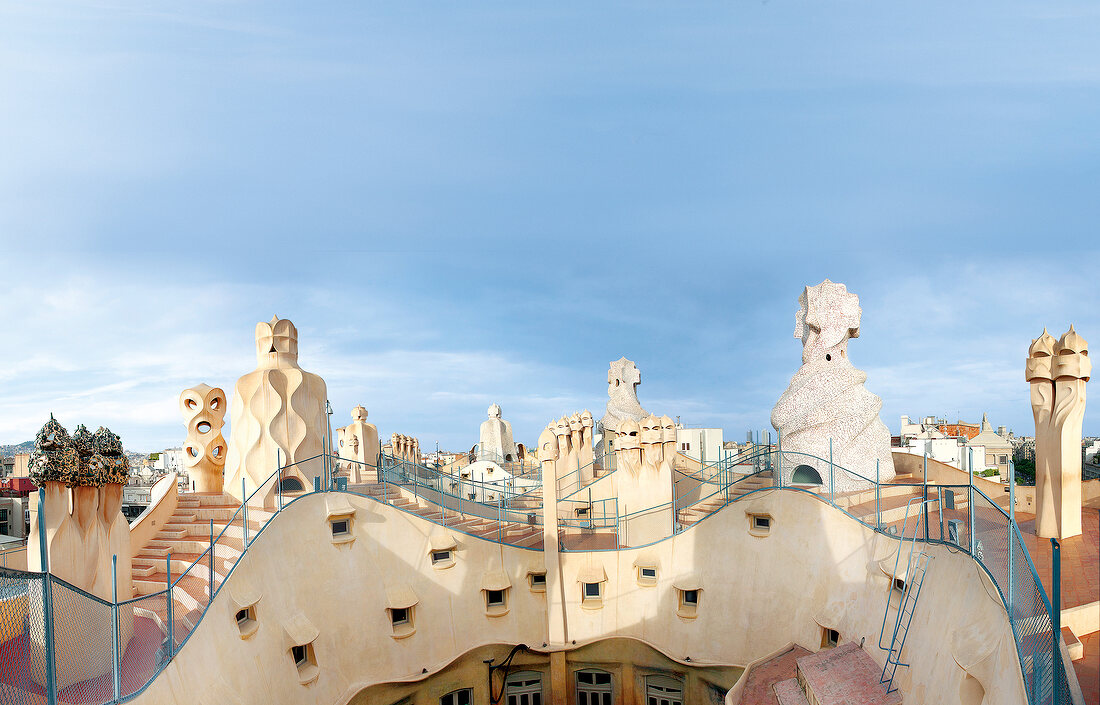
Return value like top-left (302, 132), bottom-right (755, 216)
top-left (675, 426), bottom-right (723, 464)
top-left (896, 433), bottom-right (987, 473)
top-left (0, 453), bottom-right (30, 479)
top-left (1085, 439), bottom-right (1100, 465)
top-left (898, 414), bottom-right (1013, 479)
top-left (967, 414), bottom-right (1013, 477)
top-left (0, 497), bottom-right (27, 538)
top-left (939, 421), bottom-right (980, 440)
top-left (1012, 436), bottom-right (1035, 463)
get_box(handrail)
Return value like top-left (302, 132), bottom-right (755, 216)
top-left (6, 444), bottom-right (1069, 705)
top-left (381, 452), bottom-right (542, 501)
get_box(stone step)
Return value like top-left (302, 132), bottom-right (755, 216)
top-left (132, 564), bottom-right (157, 578)
top-left (511, 532), bottom-right (544, 549)
top-left (773, 677), bottom-right (810, 705)
top-left (134, 555), bottom-right (228, 579)
top-left (795, 643), bottom-right (902, 705)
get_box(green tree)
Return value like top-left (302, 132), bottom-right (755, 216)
top-left (1014, 458), bottom-right (1035, 485)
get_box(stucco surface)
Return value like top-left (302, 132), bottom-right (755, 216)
top-left (126, 487), bottom-right (1030, 705)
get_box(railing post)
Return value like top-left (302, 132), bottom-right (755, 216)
top-left (922, 452), bottom-right (929, 540)
top-left (829, 438), bottom-right (834, 504)
top-left (242, 477), bottom-right (249, 547)
top-left (112, 554), bottom-right (121, 703)
top-left (876, 460), bottom-right (881, 529)
top-left (1052, 538), bottom-right (1062, 705)
top-left (615, 502), bottom-right (620, 548)
top-left (968, 448), bottom-right (975, 555)
top-left (37, 487), bottom-right (50, 574)
top-left (166, 554), bottom-right (174, 658)
top-left (776, 437), bottom-right (782, 489)
top-left (1008, 460), bottom-right (1015, 616)
top-left (37, 488), bottom-right (58, 705)
top-left (672, 471), bottom-right (677, 536)
top-left (209, 519), bottom-right (216, 595)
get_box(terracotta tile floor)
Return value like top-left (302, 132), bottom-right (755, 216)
top-left (1016, 507), bottom-right (1098, 703)
top-left (740, 645), bottom-right (813, 705)
top-left (1077, 631), bottom-right (1099, 705)
top-left (1017, 508), bottom-right (1099, 611)
top-left (797, 643), bottom-right (902, 705)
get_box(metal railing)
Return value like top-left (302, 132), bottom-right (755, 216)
top-left (0, 543), bottom-right (27, 569)
top-left (550, 442), bottom-right (1072, 705)
top-left (0, 443), bottom-right (1073, 705)
top-left (0, 450), bottom-right (550, 705)
top-left (377, 453), bottom-right (542, 509)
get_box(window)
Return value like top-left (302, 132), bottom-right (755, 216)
top-left (386, 586), bottom-right (418, 638)
top-left (999, 455), bottom-right (1008, 465)
top-left (680, 442), bottom-right (690, 451)
top-left (641, 567), bottom-right (657, 580)
top-left (646, 675), bottom-right (684, 705)
top-left (505, 671), bottom-right (543, 705)
top-left (440, 689), bottom-right (472, 705)
top-left (893, 577), bottom-right (906, 593)
top-left (431, 550), bottom-right (452, 565)
top-left (289, 641), bottom-right (317, 683)
top-left (0, 508), bottom-right (8, 536)
top-left (583, 582), bottom-right (602, 599)
top-left (677, 587), bottom-right (700, 618)
top-left (327, 507), bottom-right (356, 544)
top-left (748, 512), bottom-right (773, 537)
top-left (486, 589), bottom-right (507, 610)
top-left (576, 670), bottom-right (612, 705)
top-left (528, 572), bottom-right (547, 591)
top-left (748, 510), bottom-right (774, 538)
top-left (822, 627), bottom-right (840, 648)
top-left (235, 605), bottom-right (258, 638)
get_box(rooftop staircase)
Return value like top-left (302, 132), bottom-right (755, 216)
top-left (676, 471), bottom-right (773, 528)
top-left (128, 480), bottom-right (545, 641)
top-left (356, 482), bottom-right (543, 548)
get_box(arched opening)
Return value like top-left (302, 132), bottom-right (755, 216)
top-left (279, 477), bottom-right (305, 492)
top-left (576, 669), bottom-right (613, 705)
top-left (646, 675), bottom-right (684, 705)
top-left (792, 464), bottom-right (822, 485)
top-left (505, 670), bottom-right (543, 705)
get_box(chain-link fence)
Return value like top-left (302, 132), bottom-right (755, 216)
top-left (1, 450), bottom-right (1074, 705)
top-left (970, 488), bottom-right (1070, 705)
top-left (0, 568), bottom-right (49, 705)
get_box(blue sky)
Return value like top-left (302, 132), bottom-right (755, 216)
top-left (1, 1), bottom-right (1098, 452)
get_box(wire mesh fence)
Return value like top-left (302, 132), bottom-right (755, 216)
top-left (118, 589), bottom-right (170, 701)
top-left (48, 578), bottom-right (115, 705)
top-left (969, 488), bottom-right (1069, 705)
top-left (0, 449), bottom-right (1074, 705)
top-left (0, 568), bottom-right (49, 705)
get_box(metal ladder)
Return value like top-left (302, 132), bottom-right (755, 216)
top-left (878, 497), bottom-right (935, 694)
